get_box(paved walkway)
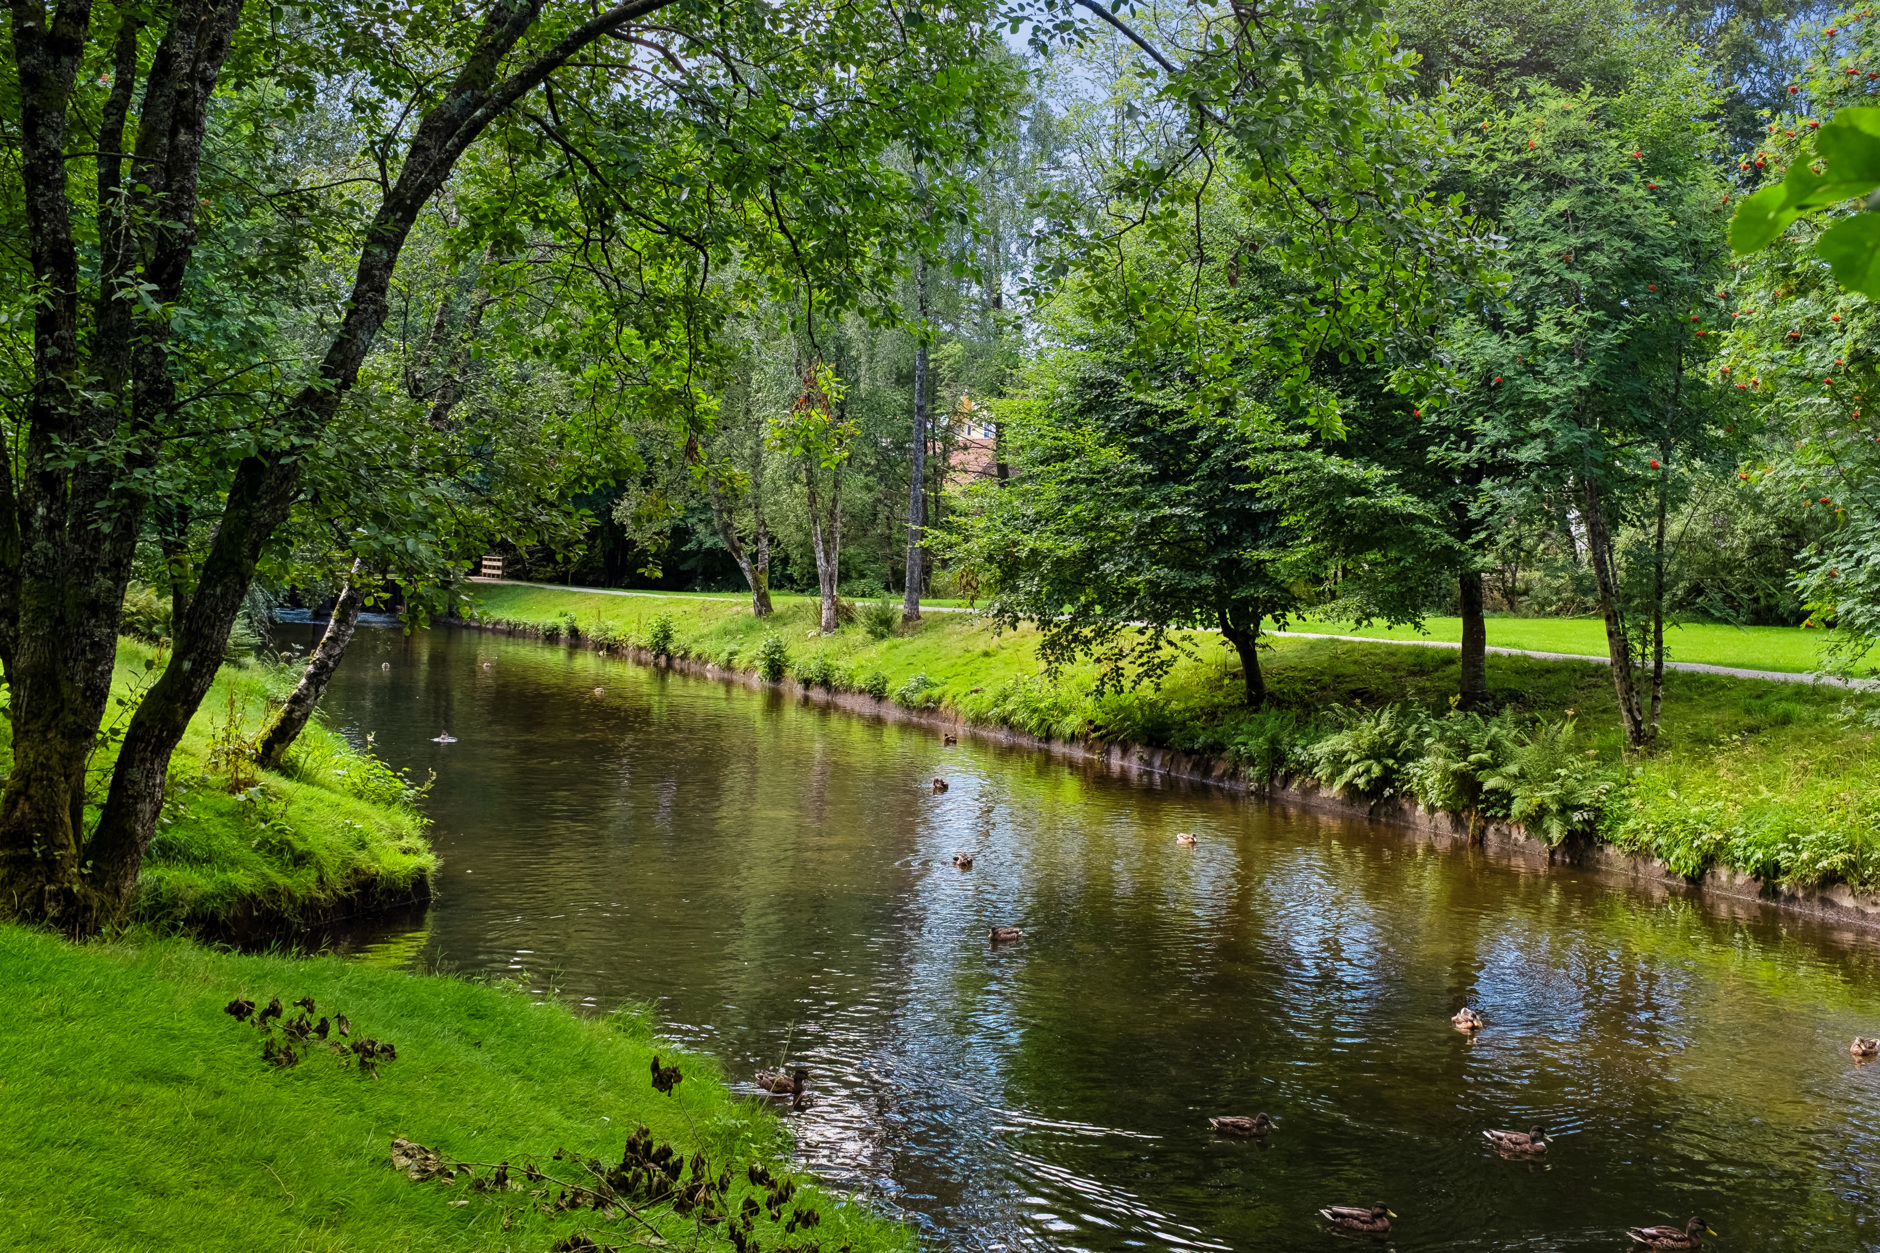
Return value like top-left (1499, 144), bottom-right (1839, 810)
top-left (471, 579), bottom-right (1852, 687)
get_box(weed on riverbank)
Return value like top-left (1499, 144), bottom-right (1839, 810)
top-left (464, 585), bottom-right (1880, 891)
top-left (0, 925), bottom-right (906, 1253)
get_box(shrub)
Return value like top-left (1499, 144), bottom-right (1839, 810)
top-left (646, 612), bottom-right (676, 658)
top-left (792, 653), bottom-right (840, 688)
top-left (1403, 708), bottom-right (1521, 819)
top-left (1226, 707), bottom-right (1317, 783)
top-left (1480, 718), bottom-right (1619, 844)
top-left (121, 582), bottom-right (172, 643)
top-left (755, 634), bottom-right (789, 682)
top-left (861, 669), bottom-right (891, 700)
top-left (1304, 703), bottom-right (1425, 799)
top-left (893, 671), bottom-right (940, 709)
top-left (860, 597), bottom-right (900, 640)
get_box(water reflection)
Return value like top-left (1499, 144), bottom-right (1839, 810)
top-left (285, 622), bottom-right (1880, 1252)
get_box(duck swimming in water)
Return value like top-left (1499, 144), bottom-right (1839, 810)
top-left (1483, 1125), bottom-right (1547, 1155)
top-left (1853, 1036), bottom-right (1879, 1058)
top-left (1320, 1205), bottom-right (1393, 1235)
top-left (1452, 1007), bottom-right (1485, 1032)
top-left (756, 1067), bottom-right (808, 1097)
top-left (989, 926), bottom-right (1022, 944)
top-left (1626, 1216), bottom-right (1712, 1249)
top-left (952, 852), bottom-right (975, 870)
top-left (1208, 1114), bottom-right (1273, 1138)
top-left (1175, 832), bottom-right (1197, 847)
top-left (432, 730), bottom-right (457, 743)
top-left (933, 778), bottom-right (949, 793)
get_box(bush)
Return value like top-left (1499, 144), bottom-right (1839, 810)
top-left (860, 597), bottom-right (900, 640)
top-left (121, 582), bottom-right (172, 643)
top-left (893, 671), bottom-right (940, 709)
top-left (1480, 718), bottom-right (1619, 844)
top-left (1226, 707), bottom-right (1317, 782)
top-left (860, 670), bottom-right (891, 700)
top-left (1304, 703), bottom-right (1425, 799)
top-left (646, 612), bottom-right (676, 658)
top-left (792, 653), bottom-right (840, 688)
top-left (755, 634), bottom-right (789, 682)
top-left (1403, 708), bottom-right (1521, 819)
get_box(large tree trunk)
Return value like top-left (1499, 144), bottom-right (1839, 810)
top-left (902, 257), bottom-right (929, 624)
top-left (1218, 607), bottom-right (1266, 706)
top-left (1458, 569), bottom-right (1488, 710)
top-left (256, 564), bottom-right (366, 771)
top-left (0, 0), bottom-right (678, 932)
top-left (1580, 474), bottom-right (1650, 749)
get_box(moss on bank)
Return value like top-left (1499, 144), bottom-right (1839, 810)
top-left (0, 641), bottom-right (435, 937)
top-left (0, 924), bottom-right (908, 1253)
top-left (464, 583), bottom-right (1880, 893)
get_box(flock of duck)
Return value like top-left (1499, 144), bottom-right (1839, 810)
top-left (940, 800), bottom-right (1761, 1248)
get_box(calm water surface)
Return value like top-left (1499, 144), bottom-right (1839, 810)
top-left (291, 623), bottom-right (1880, 1251)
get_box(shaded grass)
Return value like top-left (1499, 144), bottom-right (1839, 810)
top-left (466, 584), bottom-right (1880, 889)
top-left (0, 641), bottom-right (435, 936)
top-left (0, 924), bottom-right (907, 1253)
top-left (1297, 616), bottom-right (1825, 673)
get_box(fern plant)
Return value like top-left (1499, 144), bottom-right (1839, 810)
top-left (1304, 704), bottom-right (1425, 799)
top-left (1480, 718), bottom-right (1619, 844)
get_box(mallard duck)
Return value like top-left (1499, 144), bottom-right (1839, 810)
top-left (989, 925), bottom-right (1023, 943)
top-left (1320, 1205), bottom-right (1393, 1235)
top-left (431, 730), bottom-right (457, 743)
top-left (1852, 1036), bottom-right (1879, 1059)
top-left (381, 661), bottom-right (391, 670)
top-left (933, 778), bottom-right (949, 793)
top-left (1483, 1125), bottom-right (1547, 1155)
top-left (1452, 1007), bottom-right (1485, 1032)
top-left (1208, 1113), bottom-right (1273, 1138)
top-left (952, 852), bottom-right (975, 870)
top-left (942, 733), bottom-right (958, 746)
top-left (593, 687), bottom-right (604, 696)
top-left (756, 1067), bottom-right (808, 1096)
top-left (1626, 1216), bottom-right (1711, 1249)
top-left (1175, 832), bottom-right (1197, 847)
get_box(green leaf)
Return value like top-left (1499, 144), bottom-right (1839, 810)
top-left (1731, 184), bottom-right (1804, 253)
top-left (1818, 107), bottom-right (1880, 186)
top-left (1818, 214), bottom-right (1880, 298)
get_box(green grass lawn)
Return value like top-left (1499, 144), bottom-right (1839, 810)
top-left (1299, 616), bottom-right (1826, 674)
top-left (0, 925), bottom-right (906, 1253)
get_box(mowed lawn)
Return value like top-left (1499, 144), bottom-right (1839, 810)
top-left (1297, 617), bottom-right (1825, 674)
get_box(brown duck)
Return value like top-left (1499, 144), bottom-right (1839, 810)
top-left (989, 926), bottom-right (1023, 944)
top-left (1320, 1205), bottom-right (1393, 1235)
top-left (1175, 832), bottom-right (1197, 847)
top-left (952, 852), bottom-right (975, 870)
top-left (933, 778), bottom-right (949, 793)
top-left (1852, 1036), bottom-right (1878, 1059)
top-left (1208, 1113), bottom-right (1272, 1138)
top-left (1483, 1125), bottom-right (1547, 1155)
top-left (756, 1067), bottom-right (808, 1097)
top-left (1452, 1007), bottom-right (1485, 1032)
top-left (1627, 1217), bottom-right (1712, 1249)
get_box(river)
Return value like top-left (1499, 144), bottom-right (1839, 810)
top-left (286, 621), bottom-right (1880, 1251)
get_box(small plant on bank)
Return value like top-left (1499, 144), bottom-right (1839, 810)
top-left (646, 612), bottom-right (676, 659)
top-left (1481, 718), bottom-right (1618, 844)
top-left (792, 654), bottom-right (841, 688)
top-left (893, 672), bottom-right (940, 710)
top-left (207, 691), bottom-right (261, 794)
top-left (1304, 703), bottom-right (1424, 799)
top-left (719, 644), bottom-right (740, 671)
top-left (756, 634), bottom-right (789, 682)
top-left (860, 669), bottom-right (891, 700)
top-left (860, 597), bottom-right (900, 640)
top-left (1403, 708), bottom-right (1521, 820)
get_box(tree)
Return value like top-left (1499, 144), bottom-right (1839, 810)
top-left (0, 0), bottom-right (1017, 931)
top-left (1430, 78), bottom-right (1739, 747)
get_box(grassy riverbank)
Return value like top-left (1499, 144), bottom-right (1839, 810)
top-left (0, 641), bottom-right (434, 937)
top-left (464, 583), bottom-right (1880, 892)
top-left (0, 923), bottom-right (906, 1253)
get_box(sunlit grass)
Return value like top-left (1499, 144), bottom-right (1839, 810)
top-left (0, 925), bottom-right (910, 1253)
top-left (1296, 616), bottom-right (1825, 674)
